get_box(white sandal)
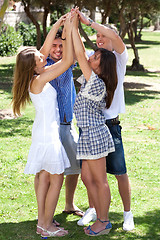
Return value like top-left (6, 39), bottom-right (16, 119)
top-left (41, 228), bottom-right (68, 237)
top-left (36, 225), bottom-right (45, 235)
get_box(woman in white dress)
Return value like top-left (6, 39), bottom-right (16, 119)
top-left (12, 14), bottom-right (73, 237)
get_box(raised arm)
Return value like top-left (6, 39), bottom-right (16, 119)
top-left (72, 13), bottom-right (92, 81)
top-left (32, 14), bottom-right (74, 93)
top-left (78, 10), bottom-right (125, 54)
top-left (40, 14), bottom-right (66, 58)
top-left (41, 14), bottom-right (73, 80)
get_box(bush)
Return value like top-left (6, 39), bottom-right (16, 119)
top-left (18, 22), bottom-right (37, 46)
top-left (0, 24), bottom-right (23, 56)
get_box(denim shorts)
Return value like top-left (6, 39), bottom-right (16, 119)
top-left (60, 122), bottom-right (81, 175)
top-left (105, 119), bottom-right (127, 175)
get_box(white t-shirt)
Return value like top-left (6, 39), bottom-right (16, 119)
top-left (86, 47), bottom-right (128, 120)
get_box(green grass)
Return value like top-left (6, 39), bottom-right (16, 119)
top-left (125, 31), bottom-right (160, 70)
top-left (0, 31), bottom-right (160, 239)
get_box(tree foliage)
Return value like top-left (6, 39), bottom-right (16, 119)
top-left (14, 0), bottom-right (160, 69)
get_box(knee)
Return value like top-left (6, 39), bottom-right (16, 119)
top-left (115, 173), bottom-right (129, 182)
top-left (81, 172), bottom-right (92, 187)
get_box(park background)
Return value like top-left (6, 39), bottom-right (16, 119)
top-left (0, 0), bottom-right (160, 239)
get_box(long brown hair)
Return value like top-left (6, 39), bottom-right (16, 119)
top-left (12, 47), bottom-right (37, 116)
top-left (96, 48), bottom-right (118, 108)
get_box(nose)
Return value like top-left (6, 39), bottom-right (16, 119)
top-left (56, 46), bottom-right (61, 52)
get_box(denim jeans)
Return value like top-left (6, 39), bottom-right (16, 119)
top-left (105, 119), bottom-right (127, 175)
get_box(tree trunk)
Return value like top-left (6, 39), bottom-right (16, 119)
top-left (78, 22), bottom-right (97, 51)
top-left (154, 17), bottom-right (160, 30)
top-left (22, 0), bottom-right (41, 49)
top-left (101, 0), bottom-right (111, 24)
top-left (119, 8), bottom-right (127, 39)
top-left (42, 6), bottom-right (49, 40)
top-left (127, 22), bottom-right (145, 71)
top-left (136, 17), bottom-right (143, 42)
top-left (0, 0), bottom-right (9, 32)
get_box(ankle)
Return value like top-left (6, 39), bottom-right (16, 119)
top-left (124, 210), bottom-right (131, 214)
top-left (97, 218), bottom-right (109, 223)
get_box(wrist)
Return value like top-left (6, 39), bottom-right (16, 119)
top-left (86, 18), bottom-right (94, 26)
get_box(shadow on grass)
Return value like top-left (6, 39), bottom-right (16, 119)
top-left (124, 39), bottom-right (160, 46)
top-left (126, 70), bottom-right (160, 78)
top-left (125, 89), bottom-right (160, 106)
top-left (0, 63), bottom-right (15, 79)
top-left (0, 210), bottom-right (160, 240)
top-left (0, 117), bottom-right (33, 137)
top-left (0, 63), bottom-right (14, 93)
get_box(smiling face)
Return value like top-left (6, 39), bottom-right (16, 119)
top-left (49, 38), bottom-right (63, 62)
top-left (88, 51), bottom-right (101, 74)
top-left (96, 32), bottom-right (113, 51)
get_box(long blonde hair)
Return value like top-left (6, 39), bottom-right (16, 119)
top-left (12, 47), bottom-right (37, 116)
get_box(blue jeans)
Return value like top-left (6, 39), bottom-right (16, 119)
top-left (105, 119), bottom-right (127, 175)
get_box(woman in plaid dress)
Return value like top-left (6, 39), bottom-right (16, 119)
top-left (72, 11), bottom-right (118, 236)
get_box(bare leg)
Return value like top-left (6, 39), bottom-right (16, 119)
top-left (38, 172), bottom-right (68, 237)
top-left (85, 158), bottom-right (111, 234)
top-left (81, 161), bottom-right (97, 209)
top-left (64, 174), bottom-right (80, 211)
top-left (37, 171), bottom-right (50, 228)
top-left (34, 173), bottom-right (39, 202)
top-left (115, 173), bottom-right (131, 211)
top-left (44, 173), bottom-right (64, 229)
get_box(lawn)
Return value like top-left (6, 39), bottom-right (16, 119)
top-left (0, 31), bottom-right (160, 240)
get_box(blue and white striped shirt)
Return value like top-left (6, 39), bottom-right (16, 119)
top-left (46, 57), bottom-right (76, 123)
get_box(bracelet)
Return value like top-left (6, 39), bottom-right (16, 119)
top-left (61, 37), bottom-right (66, 40)
top-left (87, 18), bottom-right (93, 26)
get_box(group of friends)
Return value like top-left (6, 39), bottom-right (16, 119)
top-left (12, 7), bottom-right (135, 237)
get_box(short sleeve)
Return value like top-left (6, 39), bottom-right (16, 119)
top-left (81, 71), bottom-right (106, 101)
top-left (76, 74), bottom-right (85, 84)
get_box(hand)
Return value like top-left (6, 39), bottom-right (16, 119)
top-left (56, 13), bottom-right (67, 27)
top-left (71, 12), bottom-right (79, 29)
top-left (77, 10), bottom-right (90, 25)
top-left (62, 12), bottom-right (74, 38)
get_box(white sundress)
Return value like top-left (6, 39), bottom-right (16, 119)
top-left (24, 83), bottom-right (70, 175)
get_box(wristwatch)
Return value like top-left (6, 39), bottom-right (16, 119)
top-left (87, 18), bottom-right (93, 26)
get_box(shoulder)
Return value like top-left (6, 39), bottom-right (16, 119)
top-left (113, 47), bottom-right (128, 60)
top-left (113, 47), bottom-right (128, 65)
top-left (82, 71), bottom-right (106, 99)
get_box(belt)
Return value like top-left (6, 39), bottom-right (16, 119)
top-left (106, 116), bottom-right (120, 125)
top-left (60, 122), bottom-right (71, 125)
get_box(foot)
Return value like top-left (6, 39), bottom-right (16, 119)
top-left (77, 208), bottom-right (97, 226)
top-left (37, 218), bottom-right (60, 227)
top-left (53, 218), bottom-right (60, 227)
top-left (63, 205), bottom-right (84, 217)
top-left (123, 211), bottom-right (135, 231)
top-left (84, 218), bottom-right (112, 236)
top-left (36, 225), bottom-right (44, 235)
top-left (41, 224), bottom-right (68, 237)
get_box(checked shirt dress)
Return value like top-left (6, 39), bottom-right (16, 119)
top-left (74, 71), bottom-right (115, 160)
